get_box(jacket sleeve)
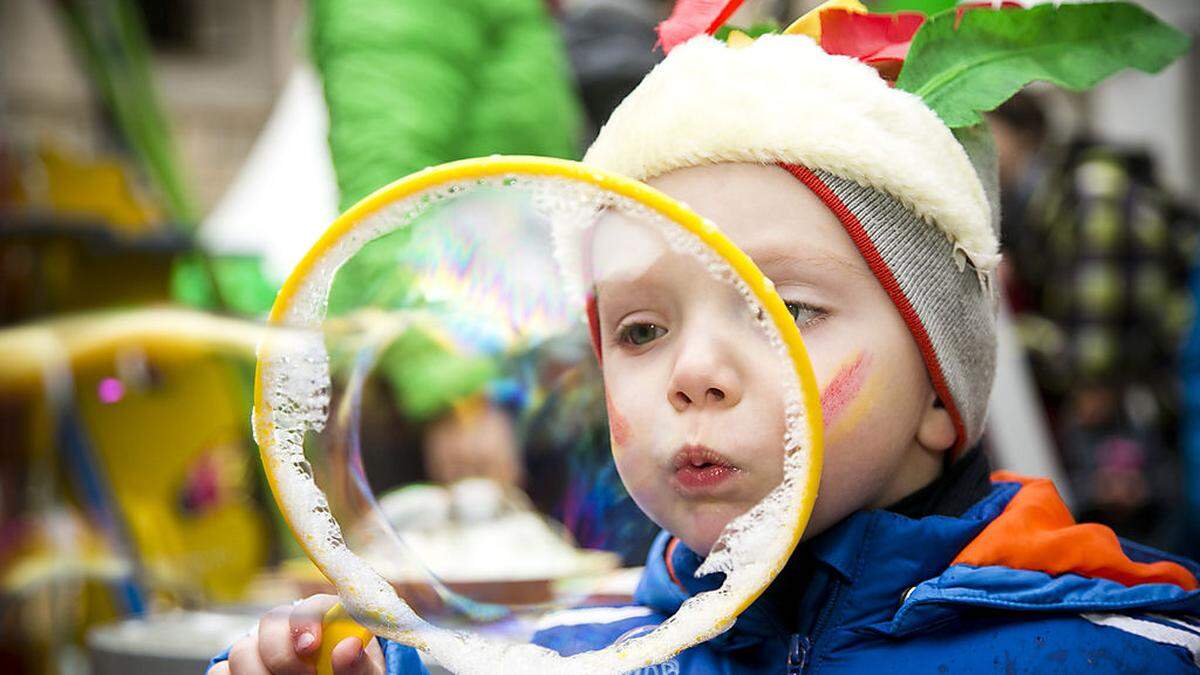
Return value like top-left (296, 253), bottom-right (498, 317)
top-left (529, 604), bottom-right (664, 657)
top-left (381, 639), bottom-right (431, 674)
top-left (207, 645), bottom-right (231, 672)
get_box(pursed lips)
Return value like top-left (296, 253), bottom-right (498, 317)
top-left (671, 444), bottom-right (741, 492)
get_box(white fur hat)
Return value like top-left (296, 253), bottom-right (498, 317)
top-left (583, 34), bottom-right (1000, 272)
top-left (577, 33), bottom-right (1000, 453)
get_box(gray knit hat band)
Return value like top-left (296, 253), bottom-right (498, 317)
top-left (780, 164), bottom-right (997, 453)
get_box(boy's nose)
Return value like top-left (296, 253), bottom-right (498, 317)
top-left (668, 340), bottom-right (743, 412)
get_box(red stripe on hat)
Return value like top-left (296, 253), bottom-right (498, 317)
top-left (777, 162), bottom-right (968, 456)
top-left (586, 293), bottom-right (603, 364)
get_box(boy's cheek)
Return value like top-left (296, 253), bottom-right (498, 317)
top-left (612, 451), bottom-right (671, 526)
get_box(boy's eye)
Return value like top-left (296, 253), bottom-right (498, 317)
top-left (785, 301), bottom-right (826, 327)
top-left (619, 322), bottom-right (667, 346)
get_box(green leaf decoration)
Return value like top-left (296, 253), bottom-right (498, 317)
top-left (866, 0), bottom-right (957, 15)
top-left (896, 2), bottom-right (1191, 128)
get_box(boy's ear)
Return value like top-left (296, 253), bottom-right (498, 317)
top-left (917, 394), bottom-right (957, 454)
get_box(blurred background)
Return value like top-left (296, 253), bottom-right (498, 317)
top-left (0, 0), bottom-right (1196, 673)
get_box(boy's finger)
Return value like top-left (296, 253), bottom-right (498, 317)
top-left (288, 594), bottom-right (340, 658)
top-left (363, 635), bottom-right (385, 669)
top-left (258, 605), bottom-right (314, 675)
top-left (330, 637), bottom-right (384, 675)
top-left (228, 631), bottom-right (272, 675)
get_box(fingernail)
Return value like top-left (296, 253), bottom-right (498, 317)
top-left (295, 632), bottom-right (316, 652)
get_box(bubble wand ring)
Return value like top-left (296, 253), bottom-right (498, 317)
top-left (254, 156), bottom-right (824, 673)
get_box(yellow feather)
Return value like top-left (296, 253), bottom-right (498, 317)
top-left (783, 0), bottom-right (868, 42)
top-left (726, 29), bottom-right (756, 48)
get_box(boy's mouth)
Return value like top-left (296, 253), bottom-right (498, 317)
top-left (672, 445), bottom-right (740, 493)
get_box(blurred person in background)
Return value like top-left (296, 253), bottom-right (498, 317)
top-left (560, 0), bottom-right (663, 143)
top-left (991, 90), bottom-right (1200, 551)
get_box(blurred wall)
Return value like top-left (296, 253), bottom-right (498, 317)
top-left (0, 0), bottom-right (303, 212)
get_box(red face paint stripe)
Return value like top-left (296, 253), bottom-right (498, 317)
top-left (778, 163), bottom-right (967, 456)
top-left (820, 352), bottom-right (868, 428)
top-left (605, 390), bottom-right (630, 447)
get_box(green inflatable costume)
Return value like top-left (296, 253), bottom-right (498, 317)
top-left (310, 0), bottom-right (582, 419)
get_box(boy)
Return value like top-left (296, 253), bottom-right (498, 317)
top-left (213, 4), bottom-right (1200, 674)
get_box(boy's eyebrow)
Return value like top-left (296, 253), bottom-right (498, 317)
top-left (745, 248), bottom-right (872, 280)
top-left (592, 265), bottom-right (667, 300)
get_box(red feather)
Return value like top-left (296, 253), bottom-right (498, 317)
top-left (819, 10), bottom-right (925, 83)
top-left (656, 0), bottom-right (747, 54)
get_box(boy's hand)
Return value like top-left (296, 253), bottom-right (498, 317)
top-left (208, 594), bottom-right (385, 675)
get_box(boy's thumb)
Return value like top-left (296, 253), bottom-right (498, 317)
top-left (290, 594), bottom-right (340, 655)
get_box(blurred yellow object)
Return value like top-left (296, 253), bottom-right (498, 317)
top-left (34, 145), bottom-right (162, 234)
top-left (0, 307), bottom-right (273, 603)
top-left (725, 29), bottom-right (755, 48)
top-left (0, 307), bottom-right (266, 385)
top-left (0, 510), bottom-right (128, 594)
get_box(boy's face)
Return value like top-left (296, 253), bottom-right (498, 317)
top-left (593, 163), bottom-right (950, 555)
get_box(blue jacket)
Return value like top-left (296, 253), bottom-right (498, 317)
top-left (213, 476), bottom-right (1200, 673)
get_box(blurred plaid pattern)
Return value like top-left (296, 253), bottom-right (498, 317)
top-left (1007, 143), bottom-right (1198, 400)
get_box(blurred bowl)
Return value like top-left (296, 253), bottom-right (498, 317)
top-left (87, 610), bottom-right (258, 675)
